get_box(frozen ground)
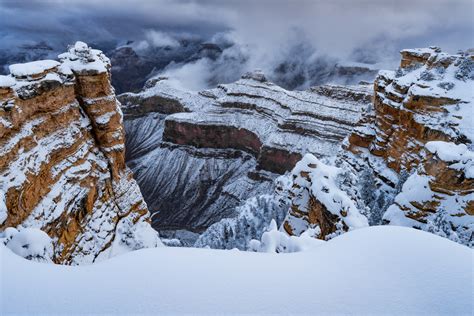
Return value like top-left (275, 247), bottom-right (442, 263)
top-left (1, 226), bottom-right (471, 315)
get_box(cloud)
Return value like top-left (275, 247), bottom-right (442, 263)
top-left (1, 0), bottom-right (472, 51)
top-left (1, 0), bottom-right (472, 90)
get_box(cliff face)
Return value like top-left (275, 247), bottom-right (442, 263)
top-left (281, 154), bottom-right (368, 239)
top-left (120, 72), bottom-right (372, 240)
top-left (0, 42), bottom-right (160, 264)
top-left (281, 47), bottom-right (473, 246)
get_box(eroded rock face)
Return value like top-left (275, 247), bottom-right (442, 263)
top-left (0, 42), bottom-right (160, 264)
top-left (383, 141), bottom-right (474, 244)
top-left (351, 48), bottom-right (473, 246)
top-left (282, 47), bottom-right (473, 246)
top-left (120, 73), bottom-right (372, 236)
top-left (281, 154), bottom-right (368, 240)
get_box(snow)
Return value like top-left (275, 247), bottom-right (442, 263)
top-left (285, 154), bottom-right (368, 236)
top-left (426, 141), bottom-right (474, 178)
top-left (1, 227), bottom-right (53, 263)
top-left (8, 60), bottom-right (60, 77)
top-left (74, 41), bottom-right (88, 52)
top-left (426, 141), bottom-right (470, 162)
top-left (58, 41), bottom-right (109, 74)
top-left (0, 75), bottom-right (15, 88)
top-left (249, 219), bottom-right (325, 253)
top-left (94, 111), bottom-right (116, 125)
top-left (1, 226), bottom-right (471, 315)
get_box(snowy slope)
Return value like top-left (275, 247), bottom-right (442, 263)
top-left (1, 226), bottom-right (471, 315)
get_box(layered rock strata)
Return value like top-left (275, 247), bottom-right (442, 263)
top-left (0, 42), bottom-right (159, 264)
top-left (120, 72), bottom-right (372, 236)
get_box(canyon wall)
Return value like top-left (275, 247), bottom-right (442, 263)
top-left (281, 47), bottom-right (473, 246)
top-left (0, 42), bottom-right (160, 264)
top-left (120, 71), bottom-right (372, 242)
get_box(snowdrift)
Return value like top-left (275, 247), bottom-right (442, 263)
top-left (1, 226), bottom-right (472, 315)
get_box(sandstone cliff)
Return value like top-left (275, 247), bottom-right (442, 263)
top-left (0, 42), bottom-right (160, 264)
top-left (281, 47), bottom-right (473, 246)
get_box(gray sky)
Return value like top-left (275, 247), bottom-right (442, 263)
top-left (1, 0), bottom-right (472, 53)
top-left (1, 0), bottom-right (473, 90)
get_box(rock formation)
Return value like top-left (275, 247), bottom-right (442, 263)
top-left (281, 47), bottom-right (474, 247)
top-left (281, 154), bottom-right (368, 239)
top-left (0, 42), bottom-right (160, 264)
top-left (120, 72), bottom-right (373, 241)
top-left (383, 141), bottom-right (473, 244)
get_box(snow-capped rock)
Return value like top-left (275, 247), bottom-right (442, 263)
top-left (280, 154), bottom-right (368, 239)
top-left (295, 47), bottom-right (474, 246)
top-left (382, 141), bottom-right (474, 246)
top-left (0, 42), bottom-right (161, 264)
top-left (9, 60), bottom-right (60, 79)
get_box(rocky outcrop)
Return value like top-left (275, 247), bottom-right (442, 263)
top-left (351, 48), bottom-right (473, 245)
top-left (383, 141), bottom-right (473, 244)
top-left (120, 73), bottom-right (372, 236)
top-left (0, 42), bottom-right (160, 264)
top-left (281, 47), bottom-right (473, 246)
top-left (281, 154), bottom-right (368, 239)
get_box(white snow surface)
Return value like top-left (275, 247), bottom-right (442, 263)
top-left (0, 75), bottom-right (15, 88)
top-left (1, 226), bottom-right (471, 315)
top-left (2, 227), bottom-right (53, 263)
top-left (8, 60), bottom-right (60, 77)
top-left (426, 141), bottom-right (471, 161)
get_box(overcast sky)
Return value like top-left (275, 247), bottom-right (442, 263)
top-left (1, 0), bottom-right (473, 90)
top-left (1, 0), bottom-right (473, 54)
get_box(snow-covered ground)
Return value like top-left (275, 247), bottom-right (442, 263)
top-left (1, 226), bottom-right (472, 315)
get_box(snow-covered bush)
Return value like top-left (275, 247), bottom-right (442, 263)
top-left (195, 195), bottom-right (288, 250)
top-left (161, 238), bottom-right (182, 247)
top-left (248, 220), bottom-right (324, 253)
top-left (2, 227), bottom-right (53, 263)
